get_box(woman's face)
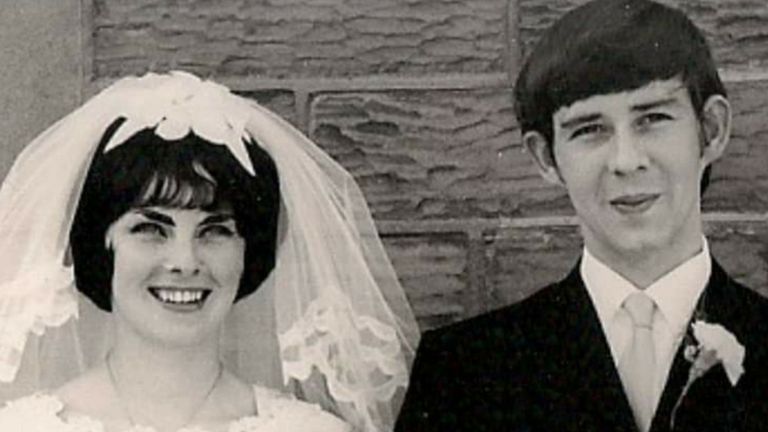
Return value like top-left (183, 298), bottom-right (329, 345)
top-left (106, 206), bottom-right (245, 347)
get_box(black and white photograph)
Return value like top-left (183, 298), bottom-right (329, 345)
top-left (0, 1), bottom-right (766, 431)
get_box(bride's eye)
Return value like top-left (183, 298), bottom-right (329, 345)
top-left (130, 222), bottom-right (167, 239)
top-left (199, 224), bottom-right (237, 240)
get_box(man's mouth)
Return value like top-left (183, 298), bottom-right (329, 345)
top-left (148, 287), bottom-right (212, 309)
top-left (609, 193), bottom-right (660, 213)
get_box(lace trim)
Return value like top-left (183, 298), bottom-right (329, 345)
top-left (278, 288), bottom-right (409, 429)
top-left (0, 386), bottom-right (345, 432)
top-left (0, 393), bottom-right (103, 431)
top-left (0, 265), bottom-right (78, 381)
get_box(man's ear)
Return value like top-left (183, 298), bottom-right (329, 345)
top-left (700, 94), bottom-right (732, 166)
top-left (523, 131), bottom-right (562, 185)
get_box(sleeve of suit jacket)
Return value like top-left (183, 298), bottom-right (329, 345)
top-left (395, 311), bottom-right (531, 432)
top-left (395, 329), bottom-right (452, 432)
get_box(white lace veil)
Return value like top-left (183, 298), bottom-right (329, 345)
top-left (0, 71), bottom-right (419, 432)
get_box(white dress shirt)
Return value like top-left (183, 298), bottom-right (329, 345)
top-left (581, 239), bottom-right (711, 415)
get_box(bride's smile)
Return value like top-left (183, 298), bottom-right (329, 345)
top-left (0, 71), bottom-right (417, 432)
top-left (108, 206), bottom-right (245, 344)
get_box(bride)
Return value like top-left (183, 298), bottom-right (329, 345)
top-left (0, 71), bottom-right (419, 432)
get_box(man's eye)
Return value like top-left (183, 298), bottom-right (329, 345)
top-left (130, 222), bottom-right (166, 238)
top-left (570, 124), bottom-right (605, 140)
top-left (638, 112), bottom-right (673, 127)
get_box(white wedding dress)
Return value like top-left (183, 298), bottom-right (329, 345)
top-left (0, 385), bottom-right (351, 432)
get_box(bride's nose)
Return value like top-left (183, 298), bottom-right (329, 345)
top-left (162, 236), bottom-right (201, 276)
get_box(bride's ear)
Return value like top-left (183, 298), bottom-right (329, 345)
top-left (524, 131), bottom-right (563, 185)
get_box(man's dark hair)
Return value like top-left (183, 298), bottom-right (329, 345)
top-left (513, 0), bottom-right (725, 191)
top-left (69, 120), bottom-right (281, 311)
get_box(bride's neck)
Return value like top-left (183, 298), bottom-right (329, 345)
top-left (103, 327), bottom-right (226, 431)
top-left (109, 326), bottom-right (222, 399)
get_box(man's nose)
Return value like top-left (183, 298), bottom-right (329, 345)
top-left (163, 236), bottom-right (201, 276)
top-left (608, 128), bottom-right (650, 175)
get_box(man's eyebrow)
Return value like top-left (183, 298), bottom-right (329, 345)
top-left (558, 113), bottom-right (602, 130)
top-left (136, 209), bottom-right (175, 226)
top-left (631, 97), bottom-right (679, 112)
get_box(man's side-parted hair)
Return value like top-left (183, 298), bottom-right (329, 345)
top-left (513, 0), bottom-right (725, 191)
top-left (69, 119), bottom-right (281, 312)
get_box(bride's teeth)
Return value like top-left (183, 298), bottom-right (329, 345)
top-left (154, 288), bottom-right (206, 304)
top-left (160, 290), bottom-right (172, 303)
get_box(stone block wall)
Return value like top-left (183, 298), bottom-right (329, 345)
top-left (88, 0), bottom-right (768, 330)
top-left (9, 0), bottom-right (768, 332)
top-left (0, 1), bottom-right (84, 179)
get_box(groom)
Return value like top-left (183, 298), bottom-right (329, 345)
top-left (395, 0), bottom-right (768, 431)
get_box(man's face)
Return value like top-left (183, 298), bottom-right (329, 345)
top-left (530, 78), bottom-right (729, 267)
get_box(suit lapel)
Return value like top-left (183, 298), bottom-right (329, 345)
top-left (648, 338), bottom-right (692, 432)
top-left (529, 260), bottom-right (747, 431)
top-left (539, 265), bottom-right (638, 431)
top-left (649, 260), bottom-right (745, 432)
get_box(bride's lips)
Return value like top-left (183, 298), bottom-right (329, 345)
top-left (148, 286), bottom-right (212, 312)
top-left (609, 193), bottom-right (660, 214)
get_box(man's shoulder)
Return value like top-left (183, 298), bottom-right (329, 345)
top-left (729, 278), bottom-right (768, 310)
top-left (421, 277), bottom-right (569, 350)
top-left (711, 260), bottom-right (768, 318)
top-left (704, 260), bottom-right (768, 361)
top-left (720, 270), bottom-right (768, 332)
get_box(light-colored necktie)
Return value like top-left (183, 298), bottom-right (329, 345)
top-left (619, 292), bottom-right (657, 432)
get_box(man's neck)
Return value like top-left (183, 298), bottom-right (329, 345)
top-left (584, 237), bottom-right (705, 289)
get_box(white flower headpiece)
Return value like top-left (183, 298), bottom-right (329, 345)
top-left (0, 70), bottom-right (419, 432)
top-left (102, 71), bottom-right (256, 175)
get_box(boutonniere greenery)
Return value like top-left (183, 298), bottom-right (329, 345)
top-left (670, 320), bottom-right (745, 429)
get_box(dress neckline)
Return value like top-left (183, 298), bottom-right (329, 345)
top-left (44, 384), bottom-right (275, 432)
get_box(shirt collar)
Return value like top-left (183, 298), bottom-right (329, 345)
top-left (645, 239), bottom-right (711, 335)
top-left (582, 238), bottom-right (711, 335)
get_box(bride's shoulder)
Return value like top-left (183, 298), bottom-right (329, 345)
top-left (241, 385), bottom-right (351, 432)
top-left (0, 392), bottom-right (70, 429)
top-left (0, 370), bottom-right (107, 431)
top-left (1, 368), bottom-right (109, 431)
top-left (54, 365), bottom-right (113, 418)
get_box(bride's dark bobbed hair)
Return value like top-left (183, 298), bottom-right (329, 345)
top-left (69, 119), bottom-right (281, 312)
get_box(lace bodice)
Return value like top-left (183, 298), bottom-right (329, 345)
top-left (0, 385), bottom-right (351, 432)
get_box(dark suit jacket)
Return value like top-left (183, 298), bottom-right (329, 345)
top-left (396, 259), bottom-right (768, 432)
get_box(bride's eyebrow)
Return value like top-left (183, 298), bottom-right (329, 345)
top-left (200, 213), bottom-right (236, 225)
top-left (136, 209), bottom-right (175, 226)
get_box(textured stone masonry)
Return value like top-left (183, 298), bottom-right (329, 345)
top-left (707, 80), bottom-right (768, 213)
top-left (707, 221), bottom-right (768, 293)
top-left (0, 2), bottom-right (82, 179)
top-left (468, 220), bottom-right (768, 329)
top-left (520, 0), bottom-right (768, 70)
top-left (307, 79), bottom-right (768, 224)
top-left (4, 0), bottom-right (766, 329)
top-left (240, 90), bottom-right (298, 125)
top-left (309, 89), bottom-right (553, 220)
top-left (93, 0), bottom-right (509, 79)
top-left (383, 233), bottom-right (470, 329)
